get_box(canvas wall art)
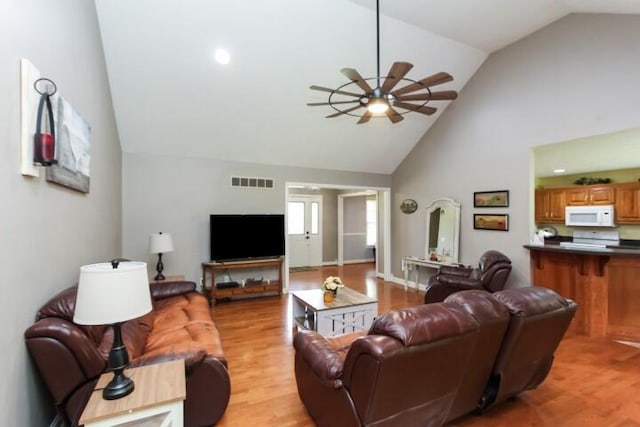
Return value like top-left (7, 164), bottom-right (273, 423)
top-left (46, 96), bottom-right (91, 193)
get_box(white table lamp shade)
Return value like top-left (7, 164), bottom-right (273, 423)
top-left (74, 262), bottom-right (152, 325)
top-left (149, 233), bottom-right (174, 254)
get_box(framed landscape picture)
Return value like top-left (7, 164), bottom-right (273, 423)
top-left (474, 214), bottom-right (509, 231)
top-left (474, 190), bottom-right (509, 207)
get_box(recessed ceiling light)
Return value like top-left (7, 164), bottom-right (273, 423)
top-left (553, 169), bottom-right (566, 174)
top-left (214, 48), bottom-right (230, 65)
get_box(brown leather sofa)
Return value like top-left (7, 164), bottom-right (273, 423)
top-left (424, 250), bottom-right (512, 303)
top-left (293, 286), bottom-right (576, 427)
top-left (24, 281), bottom-right (230, 427)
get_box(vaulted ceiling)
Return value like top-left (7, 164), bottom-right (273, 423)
top-left (95, 0), bottom-right (640, 175)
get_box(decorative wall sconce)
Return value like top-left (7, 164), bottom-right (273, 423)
top-left (33, 78), bottom-right (58, 166)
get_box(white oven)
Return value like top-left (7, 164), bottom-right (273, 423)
top-left (565, 205), bottom-right (615, 227)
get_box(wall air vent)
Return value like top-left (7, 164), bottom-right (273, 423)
top-left (230, 176), bottom-right (275, 189)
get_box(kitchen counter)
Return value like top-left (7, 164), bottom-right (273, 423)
top-left (524, 243), bottom-right (640, 342)
top-left (523, 242), bottom-right (640, 256)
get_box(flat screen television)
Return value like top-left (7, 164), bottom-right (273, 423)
top-left (210, 214), bottom-right (285, 261)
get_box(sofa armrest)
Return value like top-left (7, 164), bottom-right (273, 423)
top-left (150, 281), bottom-right (196, 300)
top-left (293, 329), bottom-right (363, 388)
top-left (129, 348), bottom-right (207, 370)
top-left (438, 275), bottom-right (483, 289)
top-left (438, 265), bottom-right (472, 276)
top-left (25, 318), bottom-right (106, 405)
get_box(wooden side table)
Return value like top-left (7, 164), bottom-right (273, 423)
top-left (79, 359), bottom-right (186, 427)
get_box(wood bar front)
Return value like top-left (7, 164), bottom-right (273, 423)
top-left (525, 244), bottom-right (640, 342)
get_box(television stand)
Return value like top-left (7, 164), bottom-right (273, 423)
top-left (201, 256), bottom-right (283, 304)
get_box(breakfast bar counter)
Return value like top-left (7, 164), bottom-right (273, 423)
top-left (524, 243), bottom-right (640, 342)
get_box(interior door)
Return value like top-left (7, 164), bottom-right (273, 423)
top-left (288, 195), bottom-right (322, 268)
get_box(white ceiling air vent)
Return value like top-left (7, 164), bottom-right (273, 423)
top-left (230, 176), bottom-right (274, 189)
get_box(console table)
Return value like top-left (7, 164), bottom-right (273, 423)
top-left (202, 257), bottom-right (283, 304)
top-left (401, 256), bottom-right (454, 291)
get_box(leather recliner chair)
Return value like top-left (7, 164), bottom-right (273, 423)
top-left (443, 287), bottom-right (577, 422)
top-left (424, 250), bottom-right (512, 303)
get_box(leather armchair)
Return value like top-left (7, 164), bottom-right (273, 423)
top-left (424, 250), bottom-right (512, 303)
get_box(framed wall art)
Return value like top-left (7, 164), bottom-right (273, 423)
top-left (474, 190), bottom-right (509, 208)
top-left (473, 214), bottom-right (509, 231)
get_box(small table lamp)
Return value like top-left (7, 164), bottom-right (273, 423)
top-left (149, 232), bottom-right (174, 280)
top-left (74, 260), bottom-right (152, 400)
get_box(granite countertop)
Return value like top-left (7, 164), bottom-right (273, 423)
top-left (524, 239), bottom-right (640, 256)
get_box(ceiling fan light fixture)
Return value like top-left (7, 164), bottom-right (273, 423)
top-left (367, 98), bottom-right (389, 114)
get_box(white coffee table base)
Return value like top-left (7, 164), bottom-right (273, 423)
top-left (291, 288), bottom-right (378, 337)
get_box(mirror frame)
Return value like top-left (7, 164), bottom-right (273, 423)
top-left (425, 197), bottom-right (461, 263)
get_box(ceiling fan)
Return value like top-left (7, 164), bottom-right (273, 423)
top-left (308, 0), bottom-right (458, 124)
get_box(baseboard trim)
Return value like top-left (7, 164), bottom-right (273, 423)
top-left (343, 258), bottom-right (375, 265)
top-left (391, 275), bottom-right (425, 291)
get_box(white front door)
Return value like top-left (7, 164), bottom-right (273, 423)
top-left (288, 195), bottom-right (323, 268)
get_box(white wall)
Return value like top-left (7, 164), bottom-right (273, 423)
top-left (122, 152), bottom-right (391, 283)
top-left (392, 14), bottom-right (640, 286)
top-left (0, 1), bottom-right (121, 426)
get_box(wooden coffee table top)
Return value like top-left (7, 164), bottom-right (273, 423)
top-left (290, 287), bottom-right (377, 311)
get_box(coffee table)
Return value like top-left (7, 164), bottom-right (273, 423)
top-left (291, 287), bottom-right (378, 337)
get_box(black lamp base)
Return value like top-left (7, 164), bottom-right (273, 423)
top-left (154, 253), bottom-right (165, 281)
top-left (104, 322), bottom-right (135, 400)
top-left (103, 372), bottom-right (135, 400)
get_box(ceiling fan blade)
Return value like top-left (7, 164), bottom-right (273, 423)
top-left (393, 101), bottom-right (437, 116)
top-left (310, 85), bottom-right (363, 98)
top-left (396, 90), bottom-right (458, 102)
top-left (326, 104), bottom-right (363, 118)
top-left (357, 110), bottom-right (373, 124)
top-left (392, 72), bottom-right (454, 96)
top-left (385, 107), bottom-right (404, 124)
top-left (380, 62), bottom-right (413, 93)
top-left (427, 90), bottom-right (458, 101)
top-left (341, 68), bottom-right (374, 94)
top-left (307, 100), bottom-right (360, 106)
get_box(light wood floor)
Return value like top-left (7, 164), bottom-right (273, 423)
top-left (211, 263), bottom-right (640, 426)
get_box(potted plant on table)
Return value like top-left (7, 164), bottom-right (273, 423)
top-left (321, 276), bottom-right (345, 302)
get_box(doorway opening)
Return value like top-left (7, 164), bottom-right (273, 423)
top-left (283, 182), bottom-right (391, 293)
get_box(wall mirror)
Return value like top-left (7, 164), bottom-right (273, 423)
top-left (425, 198), bottom-right (461, 263)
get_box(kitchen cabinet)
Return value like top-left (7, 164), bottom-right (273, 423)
top-left (535, 189), bottom-right (566, 223)
top-left (565, 186), bottom-right (614, 206)
top-left (615, 182), bottom-right (640, 223)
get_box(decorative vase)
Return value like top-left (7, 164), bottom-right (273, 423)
top-left (323, 291), bottom-right (334, 303)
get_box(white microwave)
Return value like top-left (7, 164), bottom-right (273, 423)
top-left (565, 205), bottom-right (615, 227)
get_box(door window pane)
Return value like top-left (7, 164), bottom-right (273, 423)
top-left (366, 199), bottom-right (377, 246)
top-left (288, 202), bottom-right (305, 235)
top-left (311, 202), bottom-right (319, 234)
